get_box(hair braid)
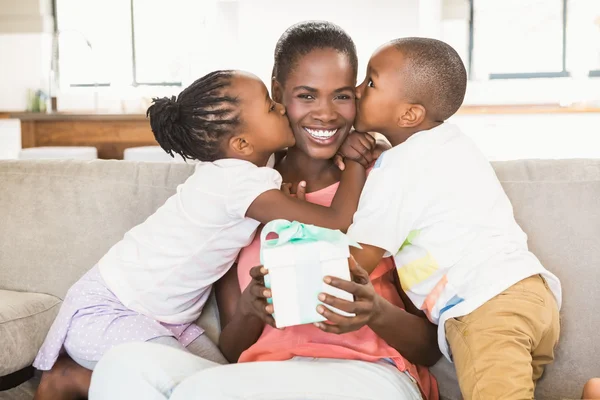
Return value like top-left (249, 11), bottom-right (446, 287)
top-left (147, 70), bottom-right (241, 162)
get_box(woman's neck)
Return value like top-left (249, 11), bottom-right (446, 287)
top-left (277, 146), bottom-right (341, 193)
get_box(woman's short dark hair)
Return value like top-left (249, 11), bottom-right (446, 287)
top-left (272, 21), bottom-right (358, 85)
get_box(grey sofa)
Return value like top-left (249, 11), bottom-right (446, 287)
top-left (0, 159), bottom-right (598, 399)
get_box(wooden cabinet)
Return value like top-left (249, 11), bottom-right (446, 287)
top-left (14, 113), bottom-right (157, 160)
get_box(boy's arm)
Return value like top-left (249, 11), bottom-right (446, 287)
top-left (246, 161), bottom-right (365, 232)
top-left (346, 165), bottom-right (419, 273)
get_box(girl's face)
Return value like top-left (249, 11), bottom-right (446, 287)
top-left (275, 48), bottom-right (356, 160)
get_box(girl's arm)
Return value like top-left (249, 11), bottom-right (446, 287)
top-left (247, 161), bottom-right (365, 232)
top-left (215, 265), bottom-right (272, 363)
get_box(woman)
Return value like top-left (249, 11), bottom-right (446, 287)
top-left (89, 21), bottom-right (441, 400)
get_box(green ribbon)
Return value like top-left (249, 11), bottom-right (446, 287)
top-left (260, 220), bottom-right (361, 264)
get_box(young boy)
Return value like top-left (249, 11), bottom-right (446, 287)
top-left (343, 38), bottom-right (562, 399)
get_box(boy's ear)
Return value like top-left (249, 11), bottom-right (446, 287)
top-left (272, 79), bottom-right (283, 103)
top-left (396, 103), bottom-right (426, 128)
top-left (228, 135), bottom-right (254, 157)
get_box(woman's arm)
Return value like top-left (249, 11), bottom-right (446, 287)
top-left (215, 265), bottom-right (273, 363)
top-left (368, 293), bottom-right (441, 367)
top-left (247, 161), bottom-right (365, 232)
top-left (315, 257), bottom-right (442, 367)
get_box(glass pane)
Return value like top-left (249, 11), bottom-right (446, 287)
top-left (472, 0), bottom-right (564, 77)
top-left (56, 0), bottom-right (132, 86)
top-left (567, 0), bottom-right (600, 75)
top-left (132, 0), bottom-right (206, 84)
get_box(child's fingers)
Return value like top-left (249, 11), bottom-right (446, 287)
top-left (333, 154), bottom-right (346, 171)
top-left (296, 181), bottom-right (307, 201)
top-left (358, 132), bottom-right (376, 151)
top-left (363, 132), bottom-right (377, 149)
top-left (349, 144), bottom-right (371, 167)
top-left (281, 183), bottom-right (292, 196)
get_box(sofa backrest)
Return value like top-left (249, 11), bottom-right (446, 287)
top-left (494, 159), bottom-right (600, 399)
top-left (0, 160), bottom-right (195, 298)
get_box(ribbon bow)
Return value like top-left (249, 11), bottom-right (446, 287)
top-left (260, 220), bottom-right (360, 264)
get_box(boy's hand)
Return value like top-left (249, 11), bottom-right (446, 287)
top-left (281, 181), bottom-right (306, 201)
top-left (239, 266), bottom-right (277, 328)
top-left (372, 137), bottom-right (392, 161)
top-left (334, 131), bottom-right (377, 170)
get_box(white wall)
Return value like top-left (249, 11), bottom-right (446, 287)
top-left (0, 33), bottom-right (52, 111)
top-left (450, 113), bottom-right (600, 160)
top-left (197, 0), bottom-right (420, 87)
top-left (0, 0), bottom-right (53, 111)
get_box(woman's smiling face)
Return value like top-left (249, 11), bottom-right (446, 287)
top-left (276, 48), bottom-right (356, 160)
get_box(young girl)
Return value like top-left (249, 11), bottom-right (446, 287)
top-left (32, 70), bottom-right (366, 399)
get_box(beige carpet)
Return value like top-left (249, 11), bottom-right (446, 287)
top-left (0, 373), bottom-right (40, 400)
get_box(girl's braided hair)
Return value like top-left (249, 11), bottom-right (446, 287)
top-left (147, 70), bottom-right (241, 162)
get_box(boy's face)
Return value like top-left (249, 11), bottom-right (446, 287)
top-left (354, 44), bottom-right (410, 136)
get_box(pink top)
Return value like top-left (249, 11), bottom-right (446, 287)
top-left (236, 182), bottom-right (438, 400)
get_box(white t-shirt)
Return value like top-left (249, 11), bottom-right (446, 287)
top-left (98, 158), bottom-right (282, 324)
top-left (347, 123), bottom-right (562, 360)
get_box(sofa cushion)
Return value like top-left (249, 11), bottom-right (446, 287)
top-left (432, 159), bottom-right (600, 400)
top-left (0, 290), bottom-right (61, 375)
top-left (195, 290), bottom-right (221, 346)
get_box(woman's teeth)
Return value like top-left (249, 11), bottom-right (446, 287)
top-left (305, 128), bottom-right (338, 139)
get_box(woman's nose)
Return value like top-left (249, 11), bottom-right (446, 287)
top-left (312, 100), bottom-right (337, 123)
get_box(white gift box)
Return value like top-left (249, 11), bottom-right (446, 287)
top-left (260, 220), bottom-right (357, 329)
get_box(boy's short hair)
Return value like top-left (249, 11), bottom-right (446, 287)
top-left (391, 37), bottom-right (467, 122)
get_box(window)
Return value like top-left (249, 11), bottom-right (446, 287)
top-left (466, 0), bottom-right (600, 79)
top-left (566, 0), bottom-right (600, 77)
top-left (54, 0), bottom-right (206, 88)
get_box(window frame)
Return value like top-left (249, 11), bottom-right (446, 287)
top-left (468, 0), bottom-right (573, 80)
top-left (53, 0), bottom-right (183, 88)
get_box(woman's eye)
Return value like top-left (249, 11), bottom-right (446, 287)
top-left (336, 94), bottom-right (353, 100)
top-left (367, 79), bottom-right (374, 88)
top-left (298, 94), bottom-right (315, 100)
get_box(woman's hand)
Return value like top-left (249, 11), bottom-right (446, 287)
top-left (238, 266), bottom-right (277, 328)
top-left (313, 256), bottom-right (383, 334)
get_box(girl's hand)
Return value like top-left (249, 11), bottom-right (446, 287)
top-left (333, 131), bottom-right (376, 170)
top-left (239, 266), bottom-right (277, 328)
top-left (314, 256), bottom-right (383, 334)
top-left (280, 181), bottom-right (307, 200)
